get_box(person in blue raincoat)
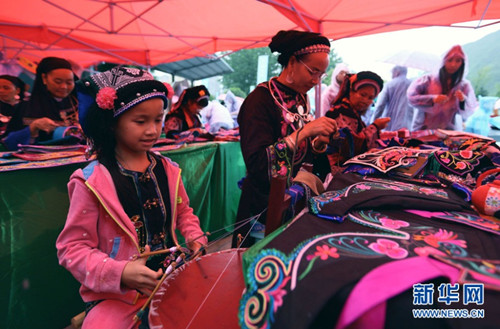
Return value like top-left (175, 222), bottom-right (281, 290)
top-left (373, 66), bottom-right (414, 131)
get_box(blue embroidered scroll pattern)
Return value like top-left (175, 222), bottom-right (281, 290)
top-left (309, 178), bottom-right (449, 218)
top-left (432, 211), bottom-right (500, 235)
top-left (241, 249), bottom-right (294, 329)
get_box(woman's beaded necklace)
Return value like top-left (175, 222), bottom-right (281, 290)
top-left (268, 77), bottom-right (313, 129)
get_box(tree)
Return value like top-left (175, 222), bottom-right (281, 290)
top-left (469, 65), bottom-right (493, 97)
top-left (495, 83), bottom-right (500, 98)
top-left (222, 47), bottom-right (343, 96)
top-left (222, 48), bottom-right (279, 96)
top-left (322, 51), bottom-right (343, 86)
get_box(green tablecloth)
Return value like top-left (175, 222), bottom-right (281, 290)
top-left (0, 141), bottom-right (245, 329)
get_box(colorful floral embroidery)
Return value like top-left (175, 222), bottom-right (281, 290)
top-left (426, 211), bottom-right (500, 235)
top-left (380, 217), bottom-right (410, 229)
top-left (306, 244), bottom-right (340, 261)
top-left (485, 187), bottom-right (500, 215)
top-left (343, 146), bottom-right (431, 173)
top-left (414, 246), bottom-right (447, 257)
top-left (418, 229), bottom-right (467, 249)
top-left (368, 238), bottom-right (408, 259)
top-left (268, 140), bottom-right (293, 184)
top-left (240, 209), bottom-right (496, 329)
top-left (433, 150), bottom-right (485, 175)
top-left (309, 177), bottom-right (449, 217)
top-left (300, 245), bottom-right (341, 280)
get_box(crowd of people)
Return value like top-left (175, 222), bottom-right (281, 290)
top-left (0, 28), bottom-right (485, 328)
top-left (1, 41), bottom-right (477, 153)
top-left (0, 61), bottom-right (240, 151)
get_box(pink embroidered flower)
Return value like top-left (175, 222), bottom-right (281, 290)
top-left (455, 161), bottom-right (467, 170)
top-left (96, 87), bottom-right (117, 110)
top-left (268, 277), bottom-right (291, 312)
top-left (414, 246), bottom-right (446, 257)
top-left (423, 229), bottom-right (467, 248)
top-left (307, 244), bottom-right (340, 261)
top-left (163, 82), bottom-right (174, 100)
top-left (368, 238), bottom-right (408, 259)
top-left (355, 183), bottom-right (371, 190)
top-left (459, 150), bottom-right (473, 159)
top-left (379, 217), bottom-right (409, 229)
top-left (277, 161), bottom-right (288, 176)
top-left (440, 157), bottom-right (451, 164)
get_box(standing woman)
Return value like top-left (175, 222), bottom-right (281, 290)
top-left (2, 56), bottom-right (79, 150)
top-left (233, 30), bottom-right (338, 247)
top-left (408, 45), bottom-right (478, 131)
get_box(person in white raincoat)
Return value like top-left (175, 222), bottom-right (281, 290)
top-left (319, 63), bottom-right (350, 117)
top-left (407, 45), bottom-right (477, 131)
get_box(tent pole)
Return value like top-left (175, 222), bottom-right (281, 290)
top-left (315, 84), bottom-right (322, 119)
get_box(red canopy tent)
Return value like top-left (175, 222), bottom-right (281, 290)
top-left (1, 0), bottom-right (499, 68)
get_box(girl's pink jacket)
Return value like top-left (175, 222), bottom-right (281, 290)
top-left (56, 156), bottom-right (207, 305)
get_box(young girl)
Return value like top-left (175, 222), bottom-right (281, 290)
top-left (56, 66), bottom-right (207, 329)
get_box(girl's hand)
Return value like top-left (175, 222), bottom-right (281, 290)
top-left (121, 246), bottom-right (163, 296)
top-left (373, 117), bottom-right (391, 130)
top-left (455, 90), bottom-right (466, 102)
top-left (434, 95), bottom-right (449, 104)
top-left (29, 117), bottom-right (59, 136)
top-left (187, 241), bottom-right (203, 255)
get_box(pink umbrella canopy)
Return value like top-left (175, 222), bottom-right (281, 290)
top-left (0, 0), bottom-right (499, 67)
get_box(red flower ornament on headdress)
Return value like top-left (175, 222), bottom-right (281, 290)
top-left (163, 82), bottom-right (174, 100)
top-left (96, 86), bottom-right (117, 110)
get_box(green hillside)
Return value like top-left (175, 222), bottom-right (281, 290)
top-left (463, 29), bottom-right (500, 97)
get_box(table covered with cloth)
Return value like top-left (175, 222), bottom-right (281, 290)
top-left (0, 141), bottom-right (245, 329)
top-left (239, 131), bottom-right (500, 329)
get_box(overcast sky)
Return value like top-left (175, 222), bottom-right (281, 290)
top-left (332, 20), bottom-right (500, 80)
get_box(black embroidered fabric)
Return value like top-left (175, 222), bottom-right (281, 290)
top-left (105, 152), bottom-right (173, 271)
top-left (309, 173), bottom-right (472, 221)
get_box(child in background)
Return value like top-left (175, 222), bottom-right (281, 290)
top-left (163, 85), bottom-right (210, 138)
top-left (56, 66), bottom-right (207, 329)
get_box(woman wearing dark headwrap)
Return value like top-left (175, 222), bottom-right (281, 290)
top-left (2, 56), bottom-right (79, 150)
top-left (233, 30), bottom-right (338, 247)
top-left (163, 85), bottom-right (209, 138)
top-left (325, 71), bottom-right (390, 171)
top-left (407, 45), bottom-right (477, 131)
top-left (0, 75), bottom-right (26, 136)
